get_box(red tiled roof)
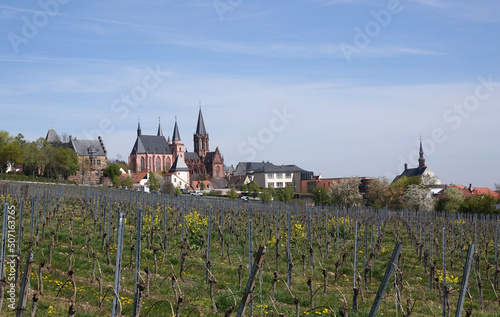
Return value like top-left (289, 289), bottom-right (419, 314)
top-left (131, 172), bottom-right (148, 183)
top-left (440, 185), bottom-right (499, 199)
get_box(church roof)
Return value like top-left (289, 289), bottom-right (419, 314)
top-left (130, 135), bottom-right (171, 155)
top-left (196, 108), bottom-right (207, 136)
top-left (185, 151), bottom-right (200, 161)
top-left (169, 155), bottom-right (190, 172)
top-left (204, 152), bottom-right (215, 164)
top-left (71, 138), bottom-right (106, 157)
top-left (392, 166), bottom-right (428, 183)
top-left (172, 120), bottom-right (181, 141)
top-left (45, 129), bottom-right (61, 145)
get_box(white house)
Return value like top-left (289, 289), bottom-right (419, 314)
top-left (165, 155), bottom-right (191, 190)
top-left (234, 161), bottom-right (306, 192)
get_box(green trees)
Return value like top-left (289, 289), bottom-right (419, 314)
top-left (247, 181), bottom-right (260, 197)
top-left (240, 183), bottom-right (248, 192)
top-left (103, 163), bottom-right (123, 186)
top-left (0, 131), bottom-right (81, 180)
top-left (227, 185), bottom-right (238, 199)
top-left (0, 131), bottom-right (22, 172)
top-left (146, 172), bottom-right (160, 192)
top-left (259, 188), bottom-right (273, 202)
top-left (199, 181), bottom-right (206, 191)
top-left (459, 195), bottom-right (497, 214)
top-left (123, 176), bottom-right (133, 189)
top-left (312, 187), bottom-right (331, 205)
top-left (435, 187), bottom-right (464, 212)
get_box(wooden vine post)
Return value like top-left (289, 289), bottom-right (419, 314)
top-left (236, 245), bottom-right (266, 317)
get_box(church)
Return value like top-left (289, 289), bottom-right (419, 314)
top-left (392, 139), bottom-right (441, 185)
top-left (128, 107), bottom-right (224, 180)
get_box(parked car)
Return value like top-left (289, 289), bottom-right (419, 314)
top-left (190, 190), bottom-right (203, 196)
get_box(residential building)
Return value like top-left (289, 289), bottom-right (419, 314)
top-left (233, 161), bottom-right (308, 191)
top-left (165, 155), bottom-right (191, 190)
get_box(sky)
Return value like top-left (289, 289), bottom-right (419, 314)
top-left (0, 0), bottom-right (499, 188)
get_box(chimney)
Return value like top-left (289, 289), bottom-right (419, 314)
top-left (404, 163), bottom-right (408, 170)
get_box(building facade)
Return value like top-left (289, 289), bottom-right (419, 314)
top-left (128, 107), bottom-right (224, 179)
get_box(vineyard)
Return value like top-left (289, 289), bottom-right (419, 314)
top-left (0, 181), bottom-right (499, 316)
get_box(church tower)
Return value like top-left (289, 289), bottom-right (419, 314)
top-left (194, 106), bottom-right (209, 158)
top-left (157, 117), bottom-right (163, 136)
top-left (418, 138), bottom-right (425, 168)
top-left (170, 118), bottom-right (184, 160)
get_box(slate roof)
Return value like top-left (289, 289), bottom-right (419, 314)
top-left (253, 164), bottom-right (307, 174)
top-left (196, 108), bottom-right (207, 136)
top-left (130, 135), bottom-right (171, 155)
top-left (169, 155), bottom-right (190, 172)
top-left (172, 121), bottom-right (181, 141)
top-left (238, 162), bottom-right (275, 172)
top-left (45, 129), bottom-right (61, 145)
top-left (210, 178), bottom-right (227, 190)
top-left (392, 166), bottom-right (428, 183)
top-left (204, 152), bottom-right (215, 164)
top-left (185, 152), bottom-right (200, 161)
top-left (71, 139), bottom-right (106, 157)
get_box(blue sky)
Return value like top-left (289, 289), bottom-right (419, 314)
top-left (1, 0), bottom-right (499, 187)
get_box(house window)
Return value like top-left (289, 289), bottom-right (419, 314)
top-left (267, 173), bottom-right (274, 179)
top-left (97, 160), bottom-right (101, 166)
top-left (140, 158), bottom-right (145, 171)
top-left (285, 172), bottom-right (292, 178)
top-left (268, 182), bottom-right (274, 188)
top-left (286, 182), bottom-right (292, 187)
top-left (276, 182), bottom-right (283, 188)
top-left (276, 173), bottom-right (283, 179)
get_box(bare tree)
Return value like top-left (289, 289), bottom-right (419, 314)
top-left (60, 133), bottom-right (70, 144)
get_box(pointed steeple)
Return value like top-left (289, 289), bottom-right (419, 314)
top-left (196, 104), bottom-right (207, 136)
top-left (169, 155), bottom-right (190, 172)
top-left (172, 117), bottom-right (181, 141)
top-left (418, 137), bottom-right (425, 167)
top-left (137, 117), bottom-right (142, 136)
top-left (157, 117), bottom-right (163, 136)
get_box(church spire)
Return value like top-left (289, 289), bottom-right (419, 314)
top-left (137, 117), bottom-right (141, 136)
top-left (418, 137), bottom-right (425, 167)
top-left (196, 103), bottom-right (207, 136)
top-left (157, 117), bottom-right (163, 136)
top-left (172, 116), bottom-right (181, 141)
